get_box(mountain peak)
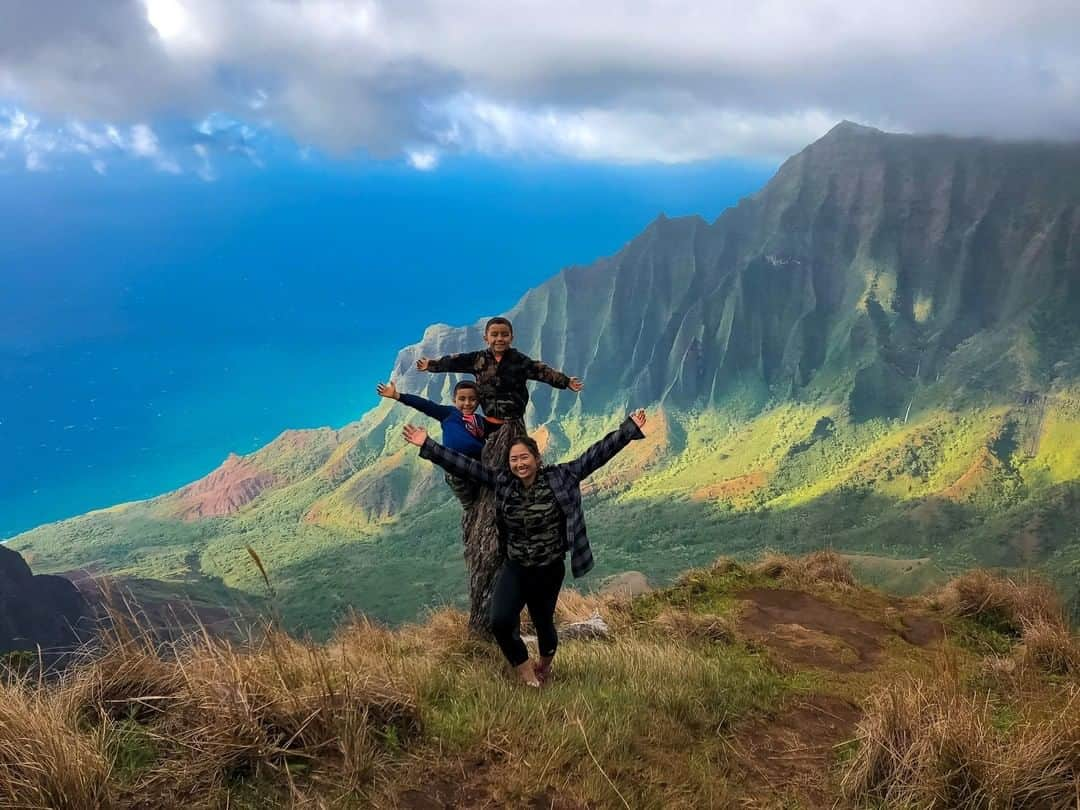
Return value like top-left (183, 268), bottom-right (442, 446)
top-left (820, 120), bottom-right (885, 141)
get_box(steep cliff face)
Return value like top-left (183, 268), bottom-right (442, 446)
top-left (384, 123), bottom-right (1078, 424)
top-left (0, 544), bottom-right (87, 655)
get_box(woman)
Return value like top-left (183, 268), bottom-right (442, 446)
top-left (403, 409), bottom-right (647, 687)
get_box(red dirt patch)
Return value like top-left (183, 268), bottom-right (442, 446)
top-left (169, 453), bottom-right (277, 519)
top-left (737, 588), bottom-right (888, 672)
top-left (691, 470), bottom-right (767, 503)
top-left (942, 446), bottom-right (1001, 502)
top-left (732, 693), bottom-right (862, 808)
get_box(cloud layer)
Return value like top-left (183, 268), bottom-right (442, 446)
top-left (2, 0), bottom-right (1079, 169)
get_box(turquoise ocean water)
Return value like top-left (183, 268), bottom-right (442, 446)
top-left (0, 156), bottom-right (774, 538)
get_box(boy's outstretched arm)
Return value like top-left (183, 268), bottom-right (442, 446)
top-left (377, 381), bottom-right (454, 421)
top-left (563, 409), bottom-right (646, 481)
top-left (403, 424), bottom-right (497, 488)
top-left (416, 351), bottom-right (482, 374)
top-left (523, 355), bottom-right (584, 392)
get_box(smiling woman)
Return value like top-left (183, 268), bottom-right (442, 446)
top-left (404, 409), bottom-right (648, 686)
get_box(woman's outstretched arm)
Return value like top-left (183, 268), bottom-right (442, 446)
top-left (562, 409), bottom-right (647, 482)
top-left (403, 424), bottom-right (497, 488)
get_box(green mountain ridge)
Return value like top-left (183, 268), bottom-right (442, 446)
top-left (12, 122), bottom-right (1080, 635)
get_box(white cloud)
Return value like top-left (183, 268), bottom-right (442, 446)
top-left (0, 108), bottom-right (186, 174)
top-left (406, 148), bottom-right (438, 170)
top-left (430, 95), bottom-right (848, 163)
top-left (143, 0), bottom-right (190, 40)
top-left (1, 1), bottom-right (1078, 166)
top-left (115, 122), bottom-right (181, 172)
top-left (193, 142), bottom-right (215, 180)
top-left (129, 123), bottom-right (159, 157)
top-left (1, 109), bottom-right (35, 142)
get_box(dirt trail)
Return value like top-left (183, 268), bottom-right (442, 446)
top-left (731, 586), bottom-right (945, 806)
top-left (733, 693), bottom-right (862, 808)
top-left (737, 587), bottom-right (942, 672)
top-left (398, 587), bottom-right (946, 809)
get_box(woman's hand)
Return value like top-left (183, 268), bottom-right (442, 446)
top-left (630, 408), bottom-right (647, 429)
top-left (402, 424), bottom-right (428, 447)
top-left (376, 381), bottom-right (399, 399)
top-left (568, 377), bottom-right (584, 392)
top-left (416, 357), bottom-right (431, 372)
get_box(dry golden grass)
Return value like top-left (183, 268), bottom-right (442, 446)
top-left (0, 608), bottom-right (424, 809)
top-left (751, 549), bottom-right (856, 588)
top-left (519, 587), bottom-right (636, 637)
top-left (650, 608), bottom-right (736, 644)
top-left (0, 680), bottom-right (114, 809)
top-left (0, 571), bottom-right (793, 809)
top-left (841, 665), bottom-right (1080, 809)
top-left (68, 640), bottom-right (186, 725)
top-left (1019, 619), bottom-right (1080, 676)
top-left (161, 626), bottom-right (419, 799)
top-left (935, 569), bottom-right (1066, 634)
top-left (3, 555), bottom-right (1075, 808)
top-left (554, 587), bottom-right (610, 624)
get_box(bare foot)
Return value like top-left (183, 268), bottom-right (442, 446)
top-left (535, 655), bottom-right (554, 685)
top-left (516, 660), bottom-right (540, 688)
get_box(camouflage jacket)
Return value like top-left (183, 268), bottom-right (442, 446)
top-left (425, 348), bottom-right (570, 420)
top-left (418, 417), bottom-right (645, 577)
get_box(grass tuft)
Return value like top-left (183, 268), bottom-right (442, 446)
top-left (751, 549), bottom-right (857, 587)
top-left (841, 667), bottom-right (1080, 809)
top-left (1019, 619), bottom-right (1080, 676)
top-left (936, 569), bottom-right (1066, 636)
top-left (0, 679), bottom-right (114, 809)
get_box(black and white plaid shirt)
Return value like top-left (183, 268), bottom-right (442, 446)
top-left (418, 416), bottom-right (645, 577)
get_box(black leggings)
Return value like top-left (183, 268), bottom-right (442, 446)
top-left (490, 558), bottom-right (565, 667)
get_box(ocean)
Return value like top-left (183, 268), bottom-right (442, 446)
top-left (0, 155), bottom-right (774, 538)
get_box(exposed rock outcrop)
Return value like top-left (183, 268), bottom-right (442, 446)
top-left (0, 544), bottom-right (88, 656)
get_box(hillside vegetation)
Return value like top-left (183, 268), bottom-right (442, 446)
top-left (2, 552), bottom-right (1077, 809)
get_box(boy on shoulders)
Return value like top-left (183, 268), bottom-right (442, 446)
top-left (376, 379), bottom-right (489, 507)
top-left (415, 317), bottom-right (583, 426)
